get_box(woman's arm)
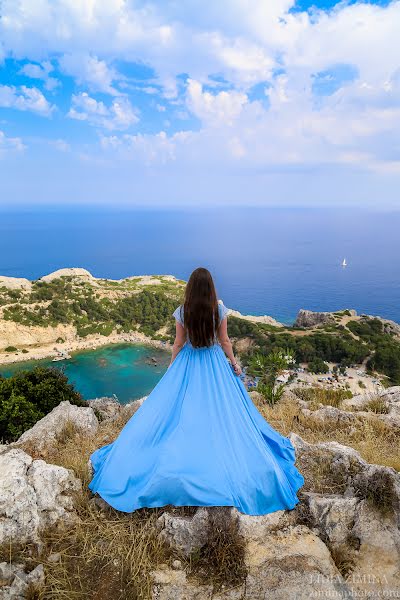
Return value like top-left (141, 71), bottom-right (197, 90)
top-left (217, 318), bottom-right (242, 375)
top-left (169, 321), bottom-right (186, 367)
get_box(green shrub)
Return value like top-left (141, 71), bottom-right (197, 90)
top-left (4, 346), bottom-right (18, 352)
top-left (308, 358), bottom-right (329, 374)
top-left (0, 367), bottom-right (85, 442)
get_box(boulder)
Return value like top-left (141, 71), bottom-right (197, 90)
top-left (0, 563), bottom-right (45, 599)
top-left (294, 309), bottom-right (356, 328)
top-left (157, 508), bottom-right (209, 557)
top-left (121, 396), bottom-right (147, 419)
top-left (301, 492), bottom-right (400, 596)
top-left (0, 448), bottom-right (81, 546)
top-left (16, 400), bottom-right (98, 453)
top-left (87, 397), bottom-right (122, 421)
top-left (300, 405), bottom-right (359, 427)
top-left (290, 434), bottom-right (400, 596)
top-left (151, 567), bottom-right (213, 600)
top-left (289, 434), bottom-right (400, 517)
top-left (244, 524), bottom-right (350, 599)
top-left (230, 508), bottom-right (292, 541)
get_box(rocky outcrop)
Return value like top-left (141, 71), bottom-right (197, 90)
top-left (339, 386), bottom-right (400, 427)
top-left (0, 447), bottom-right (81, 547)
top-left (294, 308), bottom-right (357, 328)
top-left (227, 309), bottom-right (283, 328)
top-left (153, 433), bottom-right (400, 598)
top-left (16, 400), bottom-right (99, 453)
top-left (290, 433), bottom-right (400, 515)
top-left (360, 314), bottom-right (400, 338)
top-left (39, 267), bottom-right (96, 283)
top-left (157, 508), bottom-right (210, 557)
top-left (0, 276), bottom-right (32, 291)
top-left (301, 491), bottom-right (400, 596)
top-left (298, 401), bottom-right (400, 430)
top-left (87, 396), bottom-right (147, 422)
top-left (153, 507), bottom-right (351, 599)
top-left (0, 562), bottom-right (45, 599)
top-left (0, 322), bottom-right (75, 353)
top-left (87, 397), bottom-right (123, 421)
top-left (290, 433), bottom-right (400, 596)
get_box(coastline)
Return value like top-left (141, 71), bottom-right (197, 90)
top-left (0, 330), bottom-right (172, 367)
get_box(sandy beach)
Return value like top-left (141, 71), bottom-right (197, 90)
top-left (0, 329), bottom-right (172, 367)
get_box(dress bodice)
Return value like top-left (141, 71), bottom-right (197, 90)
top-left (172, 301), bottom-right (229, 348)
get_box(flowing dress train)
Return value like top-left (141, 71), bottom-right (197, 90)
top-left (88, 302), bottom-right (304, 515)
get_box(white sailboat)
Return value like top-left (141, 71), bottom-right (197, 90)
top-left (341, 258), bottom-right (347, 267)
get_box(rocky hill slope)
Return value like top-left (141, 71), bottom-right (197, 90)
top-left (1, 386), bottom-right (399, 599)
top-left (2, 269), bottom-right (400, 390)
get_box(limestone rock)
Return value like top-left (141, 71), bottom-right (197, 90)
top-left (121, 396), bottom-right (147, 419)
top-left (301, 491), bottom-right (400, 596)
top-left (301, 492), bottom-right (360, 545)
top-left (152, 567), bottom-right (213, 600)
top-left (157, 508), bottom-right (209, 557)
top-left (244, 524), bottom-right (350, 599)
top-left (294, 309), bottom-right (356, 328)
top-left (16, 400), bottom-right (98, 452)
top-left (0, 447), bottom-right (81, 546)
top-left (289, 433), bottom-right (400, 520)
top-left (87, 397), bottom-right (122, 421)
top-left (230, 508), bottom-right (292, 541)
top-left (0, 276), bottom-right (31, 291)
top-left (300, 405), bottom-right (359, 427)
top-left (0, 563), bottom-right (45, 599)
top-left (227, 309), bottom-right (283, 328)
top-left (39, 267), bottom-right (95, 283)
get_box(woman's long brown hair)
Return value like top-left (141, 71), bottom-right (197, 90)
top-left (183, 267), bottom-right (220, 348)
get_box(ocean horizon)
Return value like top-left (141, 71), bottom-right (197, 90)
top-left (1, 204), bottom-right (400, 325)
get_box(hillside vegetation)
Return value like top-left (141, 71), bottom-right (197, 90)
top-left (1, 269), bottom-right (400, 384)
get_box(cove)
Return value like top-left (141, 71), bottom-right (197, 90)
top-left (0, 344), bottom-right (170, 404)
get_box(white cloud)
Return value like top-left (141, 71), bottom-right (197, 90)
top-left (1, 0), bottom-right (400, 194)
top-left (19, 61), bottom-right (59, 91)
top-left (0, 130), bottom-right (25, 156)
top-left (0, 84), bottom-right (54, 116)
top-left (59, 54), bottom-right (121, 95)
top-left (49, 138), bottom-right (70, 152)
top-left (68, 92), bottom-right (139, 131)
top-left (186, 79), bottom-right (248, 125)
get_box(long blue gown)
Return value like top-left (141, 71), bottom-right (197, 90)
top-left (88, 302), bottom-right (304, 515)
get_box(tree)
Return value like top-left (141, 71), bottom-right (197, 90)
top-left (308, 358), bottom-right (329, 374)
top-left (248, 348), bottom-right (296, 405)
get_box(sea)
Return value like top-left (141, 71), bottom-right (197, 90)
top-left (1, 204), bottom-right (400, 324)
top-left (1, 204), bottom-right (399, 401)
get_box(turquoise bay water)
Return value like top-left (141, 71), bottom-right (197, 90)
top-left (0, 344), bottom-right (170, 403)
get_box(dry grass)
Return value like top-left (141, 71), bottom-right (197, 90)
top-left (11, 412), bottom-right (248, 599)
top-left (256, 394), bottom-right (400, 472)
top-left (11, 413), bottom-right (172, 599)
top-left (185, 508), bottom-right (247, 592)
top-left (6, 390), bottom-right (398, 599)
top-left (292, 387), bottom-right (352, 410)
top-left (328, 543), bottom-right (358, 578)
top-left (363, 396), bottom-right (390, 414)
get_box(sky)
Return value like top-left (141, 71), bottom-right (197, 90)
top-left (0, 0), bottom-right (399, 208)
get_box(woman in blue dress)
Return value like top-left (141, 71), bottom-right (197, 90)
top-left (88, 267), bottom-right (304, 515)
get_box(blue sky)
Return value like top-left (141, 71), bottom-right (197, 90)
top-left (0, 0), bottom-right (399, 207)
